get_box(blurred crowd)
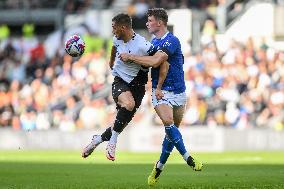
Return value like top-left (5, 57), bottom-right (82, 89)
top-left (0, 27), bottom-right (283, 131)
top-left (0, 0), bottom-right (114, 11)
top-left (129, 0), bottom-right (221, 10)
top-left (0, 30), bottom-right (116, 131)
top-left (0, 0), bottom-right (283, 131)
top-left (0, 0), bottom-right (221, 10)
top-left (183, 37), bottom-right (284, 130)
top-left (0, 0), bottom-right (59, 9)
top-left (127, 0), bottom-right (248, 31)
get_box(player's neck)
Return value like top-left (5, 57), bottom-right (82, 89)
top-left (122, 29), bottom-right (134, 43)
top-left (155, 28), bottom-right (168, 39)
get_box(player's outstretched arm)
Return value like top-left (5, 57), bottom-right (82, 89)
top-left (120, 51), bottom-right (168, 68)
top-left (109, 46), bottom-right (117, 69)
top-left (156, 61), bottom-right (169, 100)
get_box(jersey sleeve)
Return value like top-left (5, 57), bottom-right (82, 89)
top-left (160, 37), bottom-right (179, 56)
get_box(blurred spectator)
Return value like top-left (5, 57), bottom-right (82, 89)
top-left (216, 0), bottom-right (227, 32)
top-left (0, 25), bottom-right (10, 40)
top-left (201, 19), bottom-right (217, 45)
top-left (128, 0), bottom-right (149, 29)
top-left (64, 0), bottom-right (92, 14)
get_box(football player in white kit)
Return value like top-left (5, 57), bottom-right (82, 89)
top-left (82, 13), bottom-right (169, 161)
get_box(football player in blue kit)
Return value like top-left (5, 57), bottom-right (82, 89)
top-left (120, 8), bottom-right (203, 186)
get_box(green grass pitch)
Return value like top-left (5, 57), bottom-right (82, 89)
top-left (0, 150), bottom-right (284, 189)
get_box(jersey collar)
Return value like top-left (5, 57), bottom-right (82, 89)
top-left (131, 32), bottom-right (136, 40)
top-left (160, 31), bottom-right (169, 40)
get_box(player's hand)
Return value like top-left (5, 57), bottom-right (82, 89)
top-left (119, 53), bottom-right (130, 62)
top-left (155, 88), bottom-right (164, 100)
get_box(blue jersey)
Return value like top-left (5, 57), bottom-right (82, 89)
top-left (151, 32), bottom-right (186, 94)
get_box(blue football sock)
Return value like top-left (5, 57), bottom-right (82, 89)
top-left (159, 136), bottom-right (174, 164)
top-left (164, 124), bottom-right (187, 156)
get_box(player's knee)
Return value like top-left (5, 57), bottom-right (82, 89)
top-left (122, 100), bottom-right (135, 111)
top-left (162, 117), bottom-right (174, 126)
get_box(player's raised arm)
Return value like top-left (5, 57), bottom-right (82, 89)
top-left (120, 50), bottom-right (168, 68)
top-left (156, 61), bottom-right (169, 100)
top-left (109, 45), bottom-right (117, 69)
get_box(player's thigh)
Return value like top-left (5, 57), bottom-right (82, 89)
top-left (130, 85), bottom-right (146, 109)
top-left (154, 104), bottom-right (174, 126)
top-left (112, 77), bottom-right (135, 110)
top-left (173, 105), bottom-right (186, 128)
top-left (117, 91), bottom-right (135, 110)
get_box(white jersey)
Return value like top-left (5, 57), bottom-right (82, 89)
top-left (112, 33), bottom-right (153, 83)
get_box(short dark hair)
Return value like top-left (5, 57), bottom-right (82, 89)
top-left (147, 8), bottom-right (168, 25)
top-left (112, 13), bottom-right (132, 28)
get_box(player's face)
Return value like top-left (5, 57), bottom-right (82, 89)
top-left (146, 16), bottom-right (160, 34)
top-left (112, 22), bottom-right (125, 40)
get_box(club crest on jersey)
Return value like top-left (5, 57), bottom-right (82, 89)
top-left (163, 41), bottom-right (171, 47)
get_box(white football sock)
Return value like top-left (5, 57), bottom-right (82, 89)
top-left (156, 161), bottom-right (165, 170)
top-left (183, 152), bottom-right (190, 161)
top-left (109, 130), bottom-right (119, 143)
top-left (93, 135), bottom-right (103, 144)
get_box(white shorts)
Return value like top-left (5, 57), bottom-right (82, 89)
top-left (152, 88), bottom-right (187, 108)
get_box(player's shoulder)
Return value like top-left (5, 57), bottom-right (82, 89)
top-left (165, 32), bottom-right (180, 43)
top-left (113, 36), bottom-right (118, 42)
top-left (133, 33), bottom-right (148, 43)
top-left (113, 36), bottom-right (122, 46)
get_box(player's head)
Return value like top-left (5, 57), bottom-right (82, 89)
top-left (146, 8), bottom-right (168, 34)
top-left (112, 13), bottom-right (132, 39)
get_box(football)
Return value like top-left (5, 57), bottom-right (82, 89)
top-left (65, 34), bottom-right (85, 57)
